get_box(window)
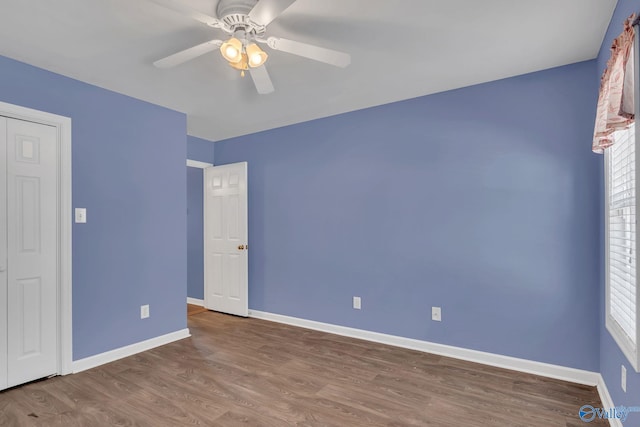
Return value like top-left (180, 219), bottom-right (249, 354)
top-left (606, 125), bottom-right (639, 370)
top-left (598, 15), bottom-right (639, 370)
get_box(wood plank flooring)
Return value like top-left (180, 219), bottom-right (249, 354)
top-left (0, 311), bottom-right (607, 426)
top-left (188, 303), bottom-right (208, 316)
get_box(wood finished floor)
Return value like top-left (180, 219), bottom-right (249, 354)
top-left (0, 311), bottom-right (607, 426)
top-left (188, 303), bottom-right (208, 317)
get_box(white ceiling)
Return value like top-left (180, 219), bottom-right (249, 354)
top-left (0, 0), bottom-right (617, 142)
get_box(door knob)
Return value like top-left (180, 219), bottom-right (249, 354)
top-left (238, 245), bottom-right (245, 250)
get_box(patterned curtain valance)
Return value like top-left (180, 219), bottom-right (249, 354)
top-left (592, 14), bottom-right (636, 154)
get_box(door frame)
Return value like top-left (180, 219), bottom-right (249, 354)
top-left (0, 101), bottom-right (72, 376)
top-left (186, 159), bottom-right (213, 306)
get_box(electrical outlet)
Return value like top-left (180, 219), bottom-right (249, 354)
top-left (432, 307), bottom-right (442, 322)
top-left (353, 296), bottom-right (361, 310)
top-left (622, 365), bottom-right (627, 392)
top-left (140, 304), bottom-right (150, 319)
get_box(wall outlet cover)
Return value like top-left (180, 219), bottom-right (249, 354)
top-left (74, 208), bottom-right (87, 223)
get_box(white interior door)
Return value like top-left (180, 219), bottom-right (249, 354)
top-left (204, 162), bottom-right (248, 317)
top-left (2, 117), bottom-right (58, 388)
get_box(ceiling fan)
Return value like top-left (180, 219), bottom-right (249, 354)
top-left (151, 0), bottom-right (351, 94)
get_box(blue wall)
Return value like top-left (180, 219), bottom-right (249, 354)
top-left (598, 0), bottom-right (640, 413)
top-left (0, 56), bottom-right (188, 360)
top-left (187, 135), bottom-right (215, 161)
top-left (215, 60), bottom-right (601, 371)
top-left (187, 136), bottom-right (215, 300)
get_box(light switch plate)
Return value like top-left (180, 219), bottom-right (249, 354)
top-left (75, 208), bottom-right (87, 223)
top-left (353, 296), bottom-right (361, 310)
top-left (141, 304), bottom-right (150, 319)
top-left (432, 307), bottom-right (442, 322)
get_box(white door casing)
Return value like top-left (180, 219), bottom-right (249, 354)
top-left (5, 117), bottom-right (58, 387)
top-left (0, 118), bottom-right (7, 390)
top-left (204, 162), bottom-right (248, 317)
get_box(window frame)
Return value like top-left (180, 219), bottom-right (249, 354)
top-left (605, 27), bottom-right (640, 372)
top-left (605, 126), bottom-right (639, 371)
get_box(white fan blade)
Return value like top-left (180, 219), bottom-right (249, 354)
top-left (249, 0), bottom-right (297, 26)
top-left (263, 37), bottom-right (351, 68)
top-left (148, 0), bottom-right (222, 27)
top-left (249, 65), bottom-right (275, 94)
top-left (154, 40), bottom-right (223, 68)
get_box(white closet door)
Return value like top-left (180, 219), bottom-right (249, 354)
top-left (5, 117), bottom-right (58, 388)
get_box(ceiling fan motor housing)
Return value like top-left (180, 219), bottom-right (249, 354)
top-left (217, 0), bottom-right (264, 35)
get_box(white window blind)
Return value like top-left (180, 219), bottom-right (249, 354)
top-left (608, 125), bottom-right (637, 349)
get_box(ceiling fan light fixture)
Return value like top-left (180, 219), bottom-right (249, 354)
top-left (220, 37), bottom-right (243, 63)
top-left (245, 43), bottom-right (268, 68)
top-left (229, 53), bottom-right (249, 71)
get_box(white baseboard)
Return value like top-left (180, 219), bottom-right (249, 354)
top-left (248, 310), bottom-right (600, 386)
top-left (187, 297), bottom-right (205, 306)
top-left (597, 375), bottom-right (623, 427)
top-left (72, 328), bottom-right (191, 373)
